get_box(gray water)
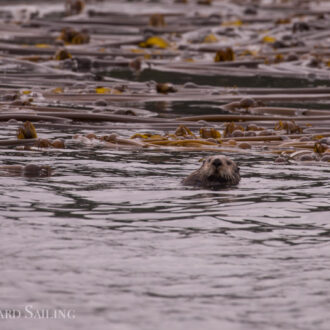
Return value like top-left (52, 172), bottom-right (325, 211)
top-left (1, 126), bottom-right (330, 330)
top-left (1, 0), bottom-right (330, 328)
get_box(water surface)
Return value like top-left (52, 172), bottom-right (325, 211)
top-left (1, 131), bottom-right (329, 330)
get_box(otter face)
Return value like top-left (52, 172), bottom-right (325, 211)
top-left (201, 155), bottom-right (240, 185)
top-left (183, 155), bottom-right (240, 188)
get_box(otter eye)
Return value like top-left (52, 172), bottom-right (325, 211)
top-left (226, 160), bottom-right (232, 166)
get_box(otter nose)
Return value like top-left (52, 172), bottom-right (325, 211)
top-left (212, 159), bottom-right (222, 167)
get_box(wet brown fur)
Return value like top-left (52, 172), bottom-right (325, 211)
top-left (183, 155), bottom-right (240, 189)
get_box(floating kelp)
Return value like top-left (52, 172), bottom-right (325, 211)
top-left (59, 27), bottom-right (90, 45)
top-left (139, 36), bottom-right (170, 49)
top-left (214, 48), bottom-right (235, 62)
top-left (17, 121), bottom-right (37, 139)
top-left (0, 0), bottom-right (329, 166)
top-left (65, 0), bottom-right (85, 16)
top-left (0, 164), bottom-right (52, 177)
top-left (34, 138), bottom-right (65, 149)
top-left (149, 14), bottom-right (166, 28)
top-left (156, 83), bottom-right (177, 94)
top-left (54, 48), bottom-right (72, 61)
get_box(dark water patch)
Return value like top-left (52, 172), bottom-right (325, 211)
top-left (107, 68), bottom-right (330, 89)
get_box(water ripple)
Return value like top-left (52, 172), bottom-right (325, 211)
top-left (0, 146), bottom-right (329, 330)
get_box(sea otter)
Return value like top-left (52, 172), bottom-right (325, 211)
top-left (183, 155), bottom-right (240, 189)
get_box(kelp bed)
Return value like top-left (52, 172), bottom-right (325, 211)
top-left (0, 0), bottom-right (330, 173)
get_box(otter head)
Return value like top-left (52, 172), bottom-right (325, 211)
top-left (200, 155), bottom-right (240, 187)
top-left (183, 155), bottom-right (240, 189)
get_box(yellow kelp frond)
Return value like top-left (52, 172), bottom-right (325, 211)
top-left (17, 121), bottom-right (38, 139)
top-left (139, 36), bottom-right (170, 49)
